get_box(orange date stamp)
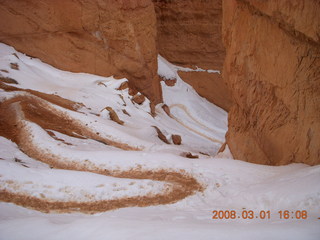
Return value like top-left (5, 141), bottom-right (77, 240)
top-left (212, 210), bottom-right (308, 220)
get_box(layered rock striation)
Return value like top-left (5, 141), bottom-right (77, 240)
top-left (223, 0), bottom-right (320, 165)
top-left (0, 0), bottom-right (162, 103)
top-left (153, 0), bottom-right (224, 70)
top-left (153, 0), bottom-right (232, 111)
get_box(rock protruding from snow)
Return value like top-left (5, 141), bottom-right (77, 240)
top-left (172, 134), bottom-right (182, 145)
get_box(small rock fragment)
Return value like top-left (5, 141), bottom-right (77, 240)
top-left (105, 107), bottom-right (124, 125)
top-left (132, 94), bottom-right (145, 105)
top-left (172, 134), bottom-right (182, 145)
top-left (164, 78), bottom-right (177, 87)
top-left (218, 142), bottom-right (227, 153)
top-left (181, 152), bottom-right (199, 159)
top-left (122, 109), bottom-right (131, 116)
top-left (0, 77), bottom-right (18, 84)
top-left (162, 104), bottom-right (171, 116)
top-left (128, 87), bottom-right (138, 96)
top-left (117, 81), bottom-right (129, 90)
top-left (10, 63), bottom-right (19, 70)
top-left (150, 102), bottom-right (156, 117)
top-left (153, 126), bottom-right (170, 144)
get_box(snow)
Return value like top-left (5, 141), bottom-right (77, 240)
top-left (158, 55), bottom-right (220, 75)
top-left (158, 55), bottom-right (228, 148)
top-left (0, 161), bottom-right (170, 202)
top-left (0, 43), bottom-right (319, 240)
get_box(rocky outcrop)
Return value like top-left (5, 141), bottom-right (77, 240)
top-left (153, 0), bottom-right (232, 111)
top-left (0, 0), bottom-right (162, 103)
top-left (223, 0), bottom-right (320, 165)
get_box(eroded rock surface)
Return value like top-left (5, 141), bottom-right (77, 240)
top-left (153, 0), bottom-right (232, 110)
top-left (153, 0), bottom-right (225, 70)
top-left (178, 71), bottom-right (232, 111)
top-left (0, 0), bottom-right (162, 103)
top-left (223, 0), bottom-right (320, 165)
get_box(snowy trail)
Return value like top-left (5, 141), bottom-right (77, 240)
top-left (1, 44), bottom-right (319, 240)
top-left (0, 92), bottom-right (203, 213)
top-left (169, 104), bottom-right (224, 144)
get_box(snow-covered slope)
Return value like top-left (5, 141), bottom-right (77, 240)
top-left (0, 43), bottom-right (319, 240)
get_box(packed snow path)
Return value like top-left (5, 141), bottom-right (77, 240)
top-left (169, 104), bottom-right (224, 144)
top-left (0, 44), bottom-right (226, 213)
top-left (0, 91), bottom-right (203, 213)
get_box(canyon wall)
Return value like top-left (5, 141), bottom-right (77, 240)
top-left (0, 0), bottom-right (162, 103)
top-left (0, 0), bottom-right (232, 109)
top-left (153, 0), bottom-right (232, 111)
top-left (153, 0), bottom-right (224, 70)
top-left (177, 71), bottom-right (232, 111)
top-left (223, 0), bottom-right (320, 165)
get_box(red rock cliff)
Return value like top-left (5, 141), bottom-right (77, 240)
top-left (0, 0), bottom-right (162, 103)
top-left (153, 0), bottom-right (232, 111)
top-left (153, 0), bottom-right (224, 70)
top-left (223, 0), bottom-right (320, 165)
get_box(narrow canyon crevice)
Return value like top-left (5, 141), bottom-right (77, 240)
top-left (0, 0), bottom-right (319, 166)
top-left (153, 0), bottom-right (233, 111)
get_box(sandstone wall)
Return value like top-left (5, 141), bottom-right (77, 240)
top-left (177, 71), bottom-right (232, 111)
top-left (153, 0), bottom-right (224, 70)
top-left (0, 0), bottom-right (162, 103)
top-left (153, 0), bottom-right (232, 111)
top-left (223, 0), bottom-right (320, 165)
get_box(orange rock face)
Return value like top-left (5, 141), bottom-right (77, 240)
top-left (223, 0), bottom-right (320, 165)
top-left (178, 71), bottom-right (232, 111)
top-left (153, 0), bottom-right (225, 70)
top-left (0, 0), bottom-right (162, 104)
top-left (153, 0), bottom-right (232, 110)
